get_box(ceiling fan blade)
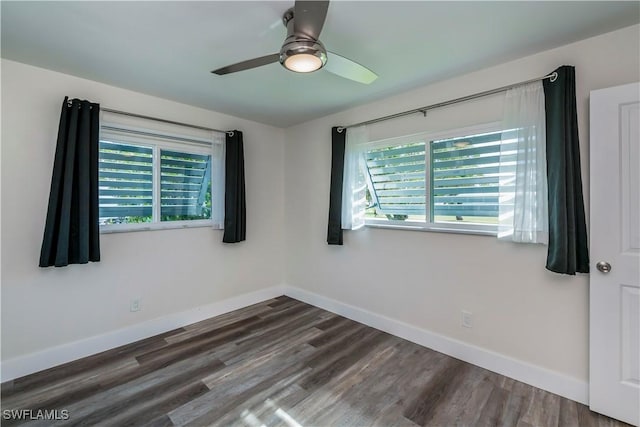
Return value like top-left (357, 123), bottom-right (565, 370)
top-left (211, 53), bottom-right (280, 75)
top-left (324, 51), bottom-right (378, 84)
top-left (293, 0), bottom-right (329, 40)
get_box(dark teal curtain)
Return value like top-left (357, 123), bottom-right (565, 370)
top-left (40, 97), bottom-right (101, 267)
top-left (223, 130), bottom-right (246, 243)
top-left (543, 66), bottom-right (589, 274)
top-left (327, 127), bottom-right (346, 245)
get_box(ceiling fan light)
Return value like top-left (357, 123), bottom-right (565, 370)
top-left (284, 53), bottom-right (323, 73)
top-left (279, 38), bottom-right (327, 73)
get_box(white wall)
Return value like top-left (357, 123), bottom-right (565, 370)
top-left (1, 60), bottom-right (285, 361)
top-left (284, 24), bottom-right (640, 383)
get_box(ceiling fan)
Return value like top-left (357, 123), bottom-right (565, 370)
top-left (211, 0), bottom-right (378, 84)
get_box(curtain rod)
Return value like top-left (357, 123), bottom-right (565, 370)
top-left (337, 72), bottom-right (558, 132)
top-left (101, 107), bottom-right (233, 136)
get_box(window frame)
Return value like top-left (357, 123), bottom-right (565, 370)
top-left (363, 122), bottom-right (502, 236)
top-left (99, 123), bottom-right (220, 234)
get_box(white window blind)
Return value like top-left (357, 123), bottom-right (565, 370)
top-left (365, 142), bottom-right (426, 220)
top-left (430, 130), bottom-right (506, 225)
top-left (99, 141), bottom-right (154, 220)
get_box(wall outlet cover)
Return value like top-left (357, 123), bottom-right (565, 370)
top-left (462, 310), bottom-right (473, 328)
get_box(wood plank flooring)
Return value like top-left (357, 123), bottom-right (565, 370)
top-left (1, 296), bottom-right (630, 427)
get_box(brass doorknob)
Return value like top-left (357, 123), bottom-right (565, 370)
top-left (596, 261), bottom-right (611, 273)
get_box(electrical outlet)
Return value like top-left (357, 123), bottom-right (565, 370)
top-left (130, 298), bottom-right (141, 312)
top-left (461, 310), bottom-right (473, 328)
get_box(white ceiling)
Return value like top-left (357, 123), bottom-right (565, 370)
top-left (2, 1), bottom-right (638, 127)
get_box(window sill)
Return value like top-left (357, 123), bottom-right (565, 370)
top-left (364, 221), bottom-right (496, 237)
top-left (100, 220), bottom-right (221, 234)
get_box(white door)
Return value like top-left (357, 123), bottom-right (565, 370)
top-left (590, 82), bottom-right (640, 426)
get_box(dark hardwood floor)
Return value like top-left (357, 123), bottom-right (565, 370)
top-left (1, 296), bottom-right (629, 427)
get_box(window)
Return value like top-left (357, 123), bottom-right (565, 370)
top-left (365, 142), bottom-right (427, 222)
top-left (364, 124), bottom-right (509, 234)
top-left (98, 118), bottom-right (223, 232)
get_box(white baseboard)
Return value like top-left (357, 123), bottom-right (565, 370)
top-left (2, 283), bottom-right (589, 406)
top-left (1, 286), bottom-right (284, 382)
top-left (283, 285), bottom-right (589, 405)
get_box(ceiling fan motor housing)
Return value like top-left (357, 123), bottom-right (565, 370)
top-left (279, 7), bottom-right (327, 72)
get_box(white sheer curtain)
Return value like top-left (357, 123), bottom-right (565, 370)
top-left (341, 125), bottom-right (369, 230)
top-left (211, 131), bottom-right (226, 229)
top-left (498, 81), bottom-right (548, 244)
